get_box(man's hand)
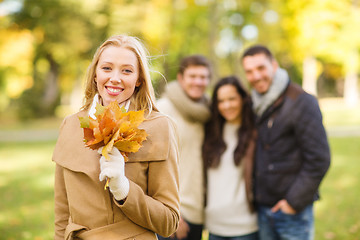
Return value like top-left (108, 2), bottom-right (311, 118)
top-left (171, 217), bottom-right (189, 240)
top-left (271, 199), bottom-right (296, 214)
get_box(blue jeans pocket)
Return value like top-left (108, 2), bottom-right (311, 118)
top-left (258, 204), bottom-right (314, 240)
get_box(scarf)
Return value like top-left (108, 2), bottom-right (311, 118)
top-left (163, 81), bottom-right (210, 123)
top-left (88, 93), bottom-right (131, 119)
top-left (251, 67), bottom-right (289, 117)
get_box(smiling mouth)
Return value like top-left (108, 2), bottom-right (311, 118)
top-left (106, 86), bottom-right (122, 93)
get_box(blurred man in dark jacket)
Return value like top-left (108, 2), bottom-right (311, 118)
top-left (241, 45), bottom-right (330, 240)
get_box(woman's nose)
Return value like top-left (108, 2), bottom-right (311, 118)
top-left (110, 71), bottom-right (121, 84)
top-left (110, 78), bottom-right (121, 84)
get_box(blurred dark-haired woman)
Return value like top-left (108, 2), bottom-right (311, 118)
top-left (202, 76), bottom-right (258, 240)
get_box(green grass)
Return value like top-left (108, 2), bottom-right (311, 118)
top-left (0, 116), bottom-right (63, 131)
top-left (315, 137), bottom-right (360, 240)
top-left (0, 141), bottom-right (56, 240)
top-left (0, 138), bottom-right (359, 240)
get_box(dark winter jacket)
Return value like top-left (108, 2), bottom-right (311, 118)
top-left (254, 82), bottom-right (330, 212)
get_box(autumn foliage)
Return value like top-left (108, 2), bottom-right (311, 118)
top-left (79, 101), bottom-right (148, 161)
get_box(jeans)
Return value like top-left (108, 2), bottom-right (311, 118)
top-left (157, 219), bottom-right (203, 240)
top-left (209, 232), bottom-right (259, 240)
top-left (257, 204), bottom-right (314, 240)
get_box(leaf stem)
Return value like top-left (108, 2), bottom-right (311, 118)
top-left (104, 178), bottom-right (110, 190)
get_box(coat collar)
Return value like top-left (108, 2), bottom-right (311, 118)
top-left (53, 110), bottom-right (170, 178)
top-left (53, 111), bottom-right (101, 180)
top-left (255, 84), bottom-right (288, 126)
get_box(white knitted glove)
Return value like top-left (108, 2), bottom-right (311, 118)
top-left (99, 147), bottom-right (129, 201)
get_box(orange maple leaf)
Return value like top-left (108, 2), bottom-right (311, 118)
top-left (79, 101), bottom-right (148, 189)
top-left (79, 101), bottom-right (148, 158)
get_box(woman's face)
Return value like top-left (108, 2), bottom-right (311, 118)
top-left (217, 84), bottom-right (243, 124)
top-left (95, 45), bottom-right (140, 106)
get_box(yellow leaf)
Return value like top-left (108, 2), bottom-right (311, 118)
top-left (127, 110), bottom-right (145, 127)
top-left (95, 103), bottom-right (105, 116)
top-left (114, 139), bottom-right (142, 153)
top-left (78, 116), bottom-right (90, 128)
top-left (102, 128), bottom-right (120, 160)
top-left (79, 100), bottom-right (147, 160)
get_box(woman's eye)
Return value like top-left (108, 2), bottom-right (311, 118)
top-left (124, 69), bottom-right (133, 73)
top-left (102, 67), bottom-right (111, 70)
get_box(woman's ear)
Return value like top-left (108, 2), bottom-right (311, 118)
top-left (135, 79), bottom-right (142, 87)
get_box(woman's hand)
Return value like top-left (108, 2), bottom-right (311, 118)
top-left (99, 147), bottom-right (129, 200)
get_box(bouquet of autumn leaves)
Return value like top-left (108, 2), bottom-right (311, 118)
top-left (79, 101), bottom-right (148, 189)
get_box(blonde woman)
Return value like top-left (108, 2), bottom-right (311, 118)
top-left (53, 35), bottom-right (180, 240)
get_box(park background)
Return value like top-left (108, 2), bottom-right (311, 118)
top-left (0, 0), bottom-right (359, 239)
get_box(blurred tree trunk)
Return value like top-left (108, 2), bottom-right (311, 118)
top-left (344, 50), bottom-right (359, 106)
top-left (43, 54), bottom-right (59, 111)
top-left (343, 0), bottom-right (360, 106)
top-left (208, 0), bottom-right (219, 82)
top-left (302, 56), bottom-right (318, 96)
top-left (159, 0), bottom-right (177, 96)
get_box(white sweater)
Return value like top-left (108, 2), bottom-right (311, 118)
top-left (205, 122), bottom-right (258, 236)
top-left (157, 97), bottom-right (205, 224)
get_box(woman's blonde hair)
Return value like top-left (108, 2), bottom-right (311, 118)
top-left (81, 35), bottom-right (158, 113)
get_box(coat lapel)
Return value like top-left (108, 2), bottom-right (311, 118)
top-left (53, 111), bottom-right (100, 180)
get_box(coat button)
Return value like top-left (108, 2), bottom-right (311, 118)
top-left (268, 164), bottom-right (274, 170)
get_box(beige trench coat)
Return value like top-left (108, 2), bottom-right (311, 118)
top-left (53, 110), bottom-right (180, 240)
